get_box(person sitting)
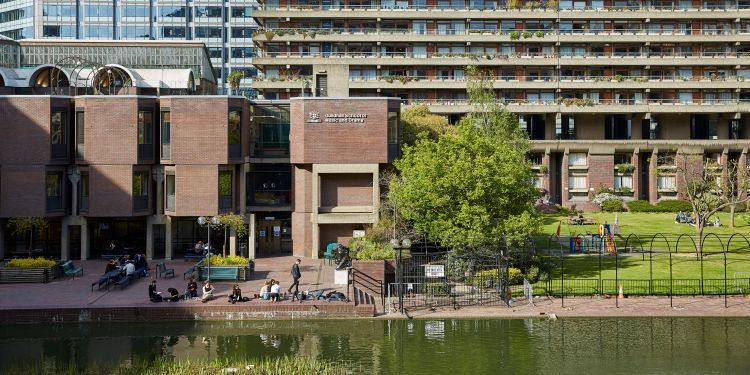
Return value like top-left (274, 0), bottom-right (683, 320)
top-left (259, 280), bottom-right (271, 300)
top-left (714, 217), bottom-right (721, 227)
top-left (269, 280), bottom-right (281, 302)
top-left (166, 287), bottom-right (180, 302)
top-left (148, 280), bottom-right (162, 302)
top-left (194, 241), bottom-right (205, 255)
top-left (228, 284), bottom-right (243, 304)
top-left (184, 277), bottom-right (198, 299)
top-left (104, 260), bottom-right (117, 274)
top-left (134, 253), bottom-right (150, 276)
top-left (201, 280), bottom-right (215, 303)
top-left (121, 260), bottom-right (136, 277)
top-left (575, 214), bottom-right (584, 225)
top-left (675, 211), bottom-right (685, 223)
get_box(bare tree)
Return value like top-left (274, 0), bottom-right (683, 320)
top-left (674, 154), bottom-right (750, 254)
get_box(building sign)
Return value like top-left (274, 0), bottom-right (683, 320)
top-left (307, 111), bottom-right (368, 124)
top-left (273, 226), bottom-right (281, 237)
top-left (259, 230), bottom-right (266, 237)
top-left (424, 265), bottom-right (445, 278)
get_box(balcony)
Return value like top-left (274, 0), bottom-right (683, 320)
top-left (133, 195), bottom-right (148, 212)
top-left (219, 195), bottom-right (233, 210)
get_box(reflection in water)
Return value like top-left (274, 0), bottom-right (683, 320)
top-left (1, 318), bottom-right (750, 374)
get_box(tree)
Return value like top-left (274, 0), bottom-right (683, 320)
top-left (724, 159), bottom-right (750, 228)
top-left (388, 66), bottom-right (540, 249)
top-left (226, 70), bottom-right (245, 96)
top-left (7, 217), bottom-right (49, 258)
top-left (215, 213), bottom-right (248, 257)
top-left (674, 154), bottom-right (750, 254)
top-left (400, 105), bottom-right (453, 146)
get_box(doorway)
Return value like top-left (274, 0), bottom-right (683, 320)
top-left (255, 214), bottom-right (292, 256)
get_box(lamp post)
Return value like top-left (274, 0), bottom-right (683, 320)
top-left (391, 237), bottom-right (412, 314)
top-left (198, 216), bottom-right (221, 280)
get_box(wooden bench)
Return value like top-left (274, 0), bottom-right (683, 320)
top-left (200, 267), bottom-right (239, 281)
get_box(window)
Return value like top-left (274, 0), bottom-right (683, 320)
top-left (195, 27), bottom-right (222, 38)
top-left (568, 153), bottom-right (587, 167)
top-left (46, 172), bottom-right (63, 211)
top-left (51, 112), bottom-right (65, 144)
top-left (122, 6), bottom-right (149, 18)
top-left (568, 176), bottom-right (587, 190)
top-left (133, 171), bottom-right (149, 211)
top-left (219, 171), bottom-right (233, 209)
top-left (80, 173), bottom-right (89, 212)
top-left (657, 176), bottom-right (676, 190)
top-left (228, 110), bottom-right (242, 158)
top-left (85, 25), bottom-right (113, 39)
top-left (85, 5), bottom-right (113, 17)
top-left (43, 25), bottom-right (75, 38)
top-left (231, 27), bottom-right (255, 38)
top-left (166, 173), bottom-right (175, 211)
top-left (162, 27), bottom-right (185, 38)
top-left (195, 6), bottom-right (222, 18)
top-left (159, 6), bottom-right (186, 17)
top-left (161, 110), bottom-right (170, 159)
top-left (138, 111), bottom-right (153, 144)
top-left (387, 112), bottom-right (398, 144)
top-left (43, 4), bottom-right (75, 17)
top-left (614, 175), bottom-right (633, 190)
top-left (231, 47), bottom-right (254, 58)
top-left (75, 111), bottom-right (84, 160)
top-left (231, 6), bottom-right (253, 17)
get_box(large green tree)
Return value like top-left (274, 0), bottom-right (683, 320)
top-left (388, 66), bottom-right (540, 249)
top-left (401, 104), bottom-right (453, 146)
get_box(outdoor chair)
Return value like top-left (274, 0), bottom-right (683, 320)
top-left (183, 266), bottom-right (195, 280)
top-left (61, 261), bottom-right (83, 279)
top-left (157, 262), bottom-right (175, 279)
top-left (324, 243), bottom-right (338, 265)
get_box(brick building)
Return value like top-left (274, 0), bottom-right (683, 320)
top-left (0, 39), bottom-right (400, 261)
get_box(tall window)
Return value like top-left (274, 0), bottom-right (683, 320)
top-left (161, 110), bottom-right (171, 159)
top-left (138, 111), bottom-right (153, 144)
top-left (133, 171), bottom-right (149, 211)
top-left (568, 176), bottom-right (588, 190)
top-left (568, 153), bottom-right (588, 167)
top-left (75, 111), bottom-right (84, 160)
top-left (387, 111), bottom-right (399, 144)
top-left (166, 173), bottom-right (175, 211)
top-left (51, 111), bottom-right (65, 144)
top-left (228, 110), bottom-right (242, 158)
top-left (46, 172), bottom-right (63, 211)
top-left (219, 170), bottom-right (233, 209)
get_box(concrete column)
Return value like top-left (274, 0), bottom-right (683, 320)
top-left (153, 166), bottom-right (164, 214)
top-left (146, 216), bottom-right (155, 260)
top-left (0, 221), bottom-right (5, 260)
top-left (721, 148), bottom-right (730, 189)
top-left (561, 150), bottom-right (569, 208)
top-left (61, 217), bottom-right (71, 260)
top-left (68, 168), bottom-right (80, 217)
top-left (80, 218), bottom-right (89, 260)
top-left (311, 168), bottom-right (320, 259)
top-left (372, 168), bottom-right (380, 221)
top-left (248, 213), bottom-right (256, 259)
top-left (229, 227), bottom-right (237, 256)
top-left (240, 162), bottom-right (249, 215)
top-left (542, 150), bottom-right (551, 193)
top-left (631, 149), bottom-right (640, 201)
top-left (165, 216), bottom-right (173, 260)
top-left (649, 149), bottom-right (659, 204)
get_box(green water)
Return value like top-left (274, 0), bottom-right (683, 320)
top-left (1, 318), bottom-right (749, 374)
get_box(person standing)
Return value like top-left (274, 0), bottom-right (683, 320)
top-left (288, 259), bottom-right (302, 296)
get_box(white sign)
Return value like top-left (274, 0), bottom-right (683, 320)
top-left (273, 226), bottom-right (281, 237)
top-left (424, 265), bottom-right (445, 278)
top-left (307, 111), bottom-right (368, 124)
top-left (352, 230), bottom-right (366, 238)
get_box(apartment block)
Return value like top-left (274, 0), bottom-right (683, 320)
top-left (250, 0), bottom-right (750, 210)
top-left (0, 0), bottom-right (259, 95)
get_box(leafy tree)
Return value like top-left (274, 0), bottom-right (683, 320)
top-left (724, 159), bottom-right (750, 228)
top-left (226, 70), bottom-right (245, 96)
top-left (7, 217), bottom-right (49, 257)
top-left (215, 213), bottom-right (248, 257)
top-left (401, 105), bottom-right (453, 146)
top-left (388, 66), bottom-right (540, 249)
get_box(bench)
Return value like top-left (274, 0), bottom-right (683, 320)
top-left (200, 267), bottom-right (239, 281)
top-left (156, 262), bottom-right (174, 279)
top-left (61, 261), bottom-right (83, 279)
top-left (184, 254), bottom-right (205, 262)
top-left (567, 216), bottom-right (597, 226)
top-left (113, 275), bottom-right (133, 289)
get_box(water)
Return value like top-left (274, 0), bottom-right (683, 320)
top-left (1, 318), bottom-right (749, 374)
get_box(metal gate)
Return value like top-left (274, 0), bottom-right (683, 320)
top-left (388, 250), bottom-right (508, 312)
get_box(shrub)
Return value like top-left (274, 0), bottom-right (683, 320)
top-left (601, 199), bottom-right (624, 212)
top-left (556, 204), bottom-right (573, 216)
top-left (524, 265), bottom-right (540, 283)
top-left (348, 238), bottom-right (397, 260)
top-left (473, 267), bottom-right (523, 287)
top-left (206, 255), bottom-right (251, 266)
top-left (5, 257), bottom-right (56, 268)
top-left (423, 281), bottom-right (449, 296)
top-left (615, 163), bottom-right (635, 173)
top-left (655, 200), bottom-right (692, 212)
top-left (509, 31), bottom-right (520, 40)
top-left (627, 200), bottom-right (654, 212)
top-left (535, 31), bottom-right (544, 38)
top-left (593, 192), bottom-right (621, 208)
top-left (522, 31), bottom-right (532, 39)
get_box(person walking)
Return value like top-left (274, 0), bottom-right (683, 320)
top-left (288, 259), bottom-right (302, 296)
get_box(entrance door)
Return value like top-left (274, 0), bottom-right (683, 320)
top-left (257, 219), bottom-right (282, 256)
top-left (69, 225), bottom-right (81, 260)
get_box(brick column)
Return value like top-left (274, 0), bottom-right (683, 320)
top-left (632, 150), bottom-right (640, 200)
top-left (649, 149), bottom-right (659, 204)
top-left (561, 151), bottom-right (570, 208)
top-left (588, 153), bottom-right (615, 198)
top-left (80, 218), bottom-right (89, 260)
top-left (164, 216), bottom-right (173, 260)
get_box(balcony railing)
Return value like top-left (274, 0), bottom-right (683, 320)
top-left (346, 75), bottom-right (748, 83)
top-left (255, 50), bottom-right (750, 59)
top-left (255, 27), bottom-right (746, 37)
top-left (400, 98), bottom-right (748, 107)
top-left (257, 4), bottom-right (750, 11)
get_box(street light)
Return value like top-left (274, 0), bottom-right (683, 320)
top-left (198, 216), bottom-right (221, 280)
top-left (391, 238), bottom-right (412, 314)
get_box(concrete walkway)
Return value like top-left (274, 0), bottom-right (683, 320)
top-left (0, 256), bottom-right (346, 309)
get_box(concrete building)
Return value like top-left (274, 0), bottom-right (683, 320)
top-left (0, 0), bottom-right (258, 95)
top-left (0, 39), bottom-right (401, 261)
top-left (251, 0), bottom-right (750, 210)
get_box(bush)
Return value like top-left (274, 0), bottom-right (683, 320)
top-left (5, 257), bottom-right (56, 268)
top-left (473, 267), bottom-right (523, 287)
top-left (627, 200), bottom-right (654, 212)
top-left (626, 199), bottom-right (693, 212)
top-left (593, 192), bottom-right (621, 208)
top-left (423, 281), bottom-right (449, 296)
top-left (206, 255), bottom-right (251, 266)
top-left (348, 238), bottom-right (397, 260)
top-left (524, 265), bottom-right (540, 283)
top-left (601, 199), bottom-right (624, 212)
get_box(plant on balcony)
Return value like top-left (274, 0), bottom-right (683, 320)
top-left (509, 31), bottom-right (520, 40)
top-left (615, 187), bottom-right (633, 195)
top-left (469, 29), bottom-right (483, 34)
top-left (7, 217), bottom-right (48, 258)
top-left (508, 0), bottom-right (523, 9)
top-left (538, 165), bottom-right (549, 175)
top-left (615, 163), bottom-right (635, 174)
top-left (612, 74), bottom-right (624, 82)
top-left (264, 31), bottom-right (275, 41)
top-left (535, 31), bottom-right (545, 38)
top-left (522, 31), bottom-right (532, 39)
top-left (546, 0), bottom-right (558, 9)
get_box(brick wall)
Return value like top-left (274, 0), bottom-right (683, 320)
top-left (290, 99), bottom-right (390, 164)
top-left (319, 223), bottom-right (362, 249)
top-left (319, 173), bottom-right (373, 207)
top-left (0, 165), bottom-right (46, 217)
top-left (88, 165), bottom-right (134, 217)
top-left (79, 97), bottom-right (139, 165)
top-left (0, 97), bottom-right (51, 164)
top-left (293, 165), bottom-right (313, 213)
top-left (173, 164), bottom-right (219, 216)
top-left (588, 154), bottom-right (615, 197)
top-left (291, 211), bottom-right (312, 257)
top-left (168, 97), bottom-right (235, 165)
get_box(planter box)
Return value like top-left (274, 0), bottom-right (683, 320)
top-left (0, 265), bottom-right (61, 283)
top-left (196, 265), bottom-right (253, 281)
top-left (352, 259), bottom-right (396, 285)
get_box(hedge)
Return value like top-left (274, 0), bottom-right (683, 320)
top-left (626, 200), bottom-right (693, 212)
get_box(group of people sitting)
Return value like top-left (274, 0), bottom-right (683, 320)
top-left (258, 280), bottom-right (283, 302)
top-left (93, 254), bottom-right (150, 289)
top-left (149, 277), bottom-right (250, 304)
top-left (675, 211), bottom-right (721, 227)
